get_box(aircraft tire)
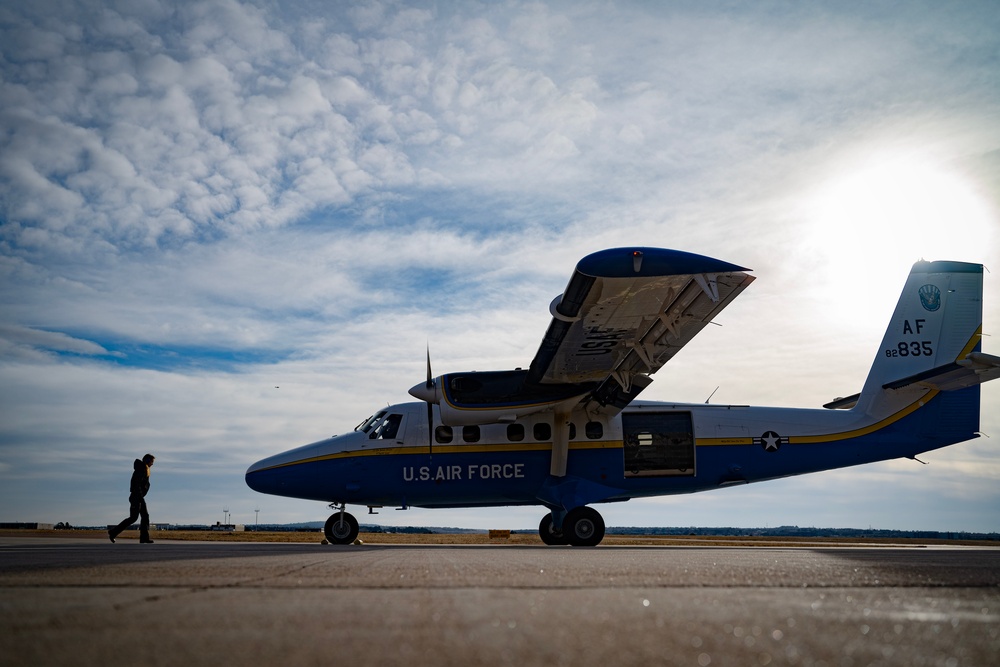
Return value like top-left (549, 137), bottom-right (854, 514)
top-left (324, 511), bottom-right (360, 545)
top-left (563, 506), bottom-right (605, 547)
top-left (538, 513), bottom-right (568, 546)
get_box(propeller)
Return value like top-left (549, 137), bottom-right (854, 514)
top-left (408, 346), bottom-right (440, 458)
top-left (425, 346), bottom-right (434, 459)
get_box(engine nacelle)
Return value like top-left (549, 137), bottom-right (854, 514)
top-left (409, 369), bottom-right (595, 426)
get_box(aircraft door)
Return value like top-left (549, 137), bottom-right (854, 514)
top-left (622, 411), bottom-right (695, 477)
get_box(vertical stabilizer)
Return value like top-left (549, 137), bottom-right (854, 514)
top-left (855, 260), bottom-right (983, 418)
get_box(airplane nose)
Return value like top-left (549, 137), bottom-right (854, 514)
top-left (245, 461), bottom-right (279, 495)
top-left (245, 436), bottom-right (343, 500)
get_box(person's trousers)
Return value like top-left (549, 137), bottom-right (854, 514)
top-left (110, 495), bottom-right (149, 541)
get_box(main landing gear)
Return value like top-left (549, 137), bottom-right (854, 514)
top-left (539, 506), bottom-right (606, 547)
top-left (324, 505), bottom-right (360, 545)
top-left (323, 504), bottom-right (606, 546)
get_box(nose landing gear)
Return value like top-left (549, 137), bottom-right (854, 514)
top-left (324, 505), bottom-right (360, 544)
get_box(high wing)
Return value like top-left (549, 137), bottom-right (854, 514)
top-left (410, 247), bottom-right (753, 426)
top-left (528, 248), bottom-right (754, 413)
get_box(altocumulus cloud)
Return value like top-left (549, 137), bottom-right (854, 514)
top-left (0, 0), bottom-right (998, 529)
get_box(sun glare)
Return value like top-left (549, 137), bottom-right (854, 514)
top-left (800, 154), bottom-right (994, 327)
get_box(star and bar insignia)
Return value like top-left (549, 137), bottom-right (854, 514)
top-left (754, 431), bottom-right (788, 452)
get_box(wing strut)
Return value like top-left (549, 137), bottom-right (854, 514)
top-left (549, 409), bottom-right (571, 477)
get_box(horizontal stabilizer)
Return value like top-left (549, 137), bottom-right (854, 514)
top-left (823, 393), bottom-right (860, 410)
top-left (825, 352), bottom-right (1000, 409)
top-left (883, 352), bottom-right (1000, 392)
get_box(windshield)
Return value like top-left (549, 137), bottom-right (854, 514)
top-left (356, 411), bottom-right (387, 434)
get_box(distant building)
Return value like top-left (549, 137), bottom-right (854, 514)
top-left (210, 523), bottom-right (245, 532)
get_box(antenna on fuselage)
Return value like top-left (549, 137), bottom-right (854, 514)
top-left (705, 386), bottom-right (719, 404)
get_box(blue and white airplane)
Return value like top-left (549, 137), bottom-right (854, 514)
top-left (246, 248), bottom-right (998, 546)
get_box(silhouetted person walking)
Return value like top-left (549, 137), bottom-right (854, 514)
top-left (108, 454), bottom-right (156, 544)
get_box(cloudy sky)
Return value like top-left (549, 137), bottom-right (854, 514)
top-left (1, 0), bottom-right (998, 532)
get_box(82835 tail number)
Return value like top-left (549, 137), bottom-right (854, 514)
top-left (885, 341), bottom-right (933, 358)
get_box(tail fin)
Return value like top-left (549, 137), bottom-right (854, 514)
top-left (852, 260), bottom-right (997, 418)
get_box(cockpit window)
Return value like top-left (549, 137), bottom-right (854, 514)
top-left (374, 414), bottom-right (402, 440)
top-left (363, 413), bottom-right (404, 440)
top-left (357, 411), bottom-right (387, 434)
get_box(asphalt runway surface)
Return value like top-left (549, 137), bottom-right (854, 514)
top-left (1, 537), bottom-right (998, 667)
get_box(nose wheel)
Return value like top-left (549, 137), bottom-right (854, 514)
top-left (539, 506), bottom-right (605, 547)
top-left (324, 509), bottom-right (360, 544)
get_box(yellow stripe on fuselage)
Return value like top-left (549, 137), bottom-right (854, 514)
top-left (255, 391), bottom-right (934, 471)
top-left (695, 326), bottom-right (980, 447)
top-left (254, 389), bottom-right (939, 471)
top-left (250, 439), bottom-right (622, 472)
top-left (254, 328), bottom-right (980, 472)
top-left (695, 389), bottom-right (939, 447)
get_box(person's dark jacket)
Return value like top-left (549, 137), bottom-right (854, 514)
top-left (129, 459), bottom-right (150, 498)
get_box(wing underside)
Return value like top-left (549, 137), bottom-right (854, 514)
top-left (528, 248), bottom-right (754, 414)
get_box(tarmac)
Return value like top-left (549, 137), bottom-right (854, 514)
top-left (1, 536), bottom-right (998, 666)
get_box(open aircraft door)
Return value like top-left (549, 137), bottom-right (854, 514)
top-left (622, 411), bottom-right (696, 478)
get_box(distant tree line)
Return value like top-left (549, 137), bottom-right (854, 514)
top-left (34, 522), bottom-right (999, 541)
top-left (603, 525), bottom-right (1000, 540)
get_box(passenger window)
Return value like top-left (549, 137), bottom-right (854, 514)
top-left (533, 423), bottom-right (551, 441)
top-left (586, 421), bottom-right (603, 439)
top-left (507, 424), bottom-right (525, 442)
top-left (463, 425), bottom-right (481, 443)
top-left (435, 425), bottom-right (453, 444)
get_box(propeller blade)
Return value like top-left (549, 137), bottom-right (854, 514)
top-left (426, 345), bottom-right (434, 458)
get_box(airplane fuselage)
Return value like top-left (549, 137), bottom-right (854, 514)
top-left (246, 385), bottom-right (978, 512)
